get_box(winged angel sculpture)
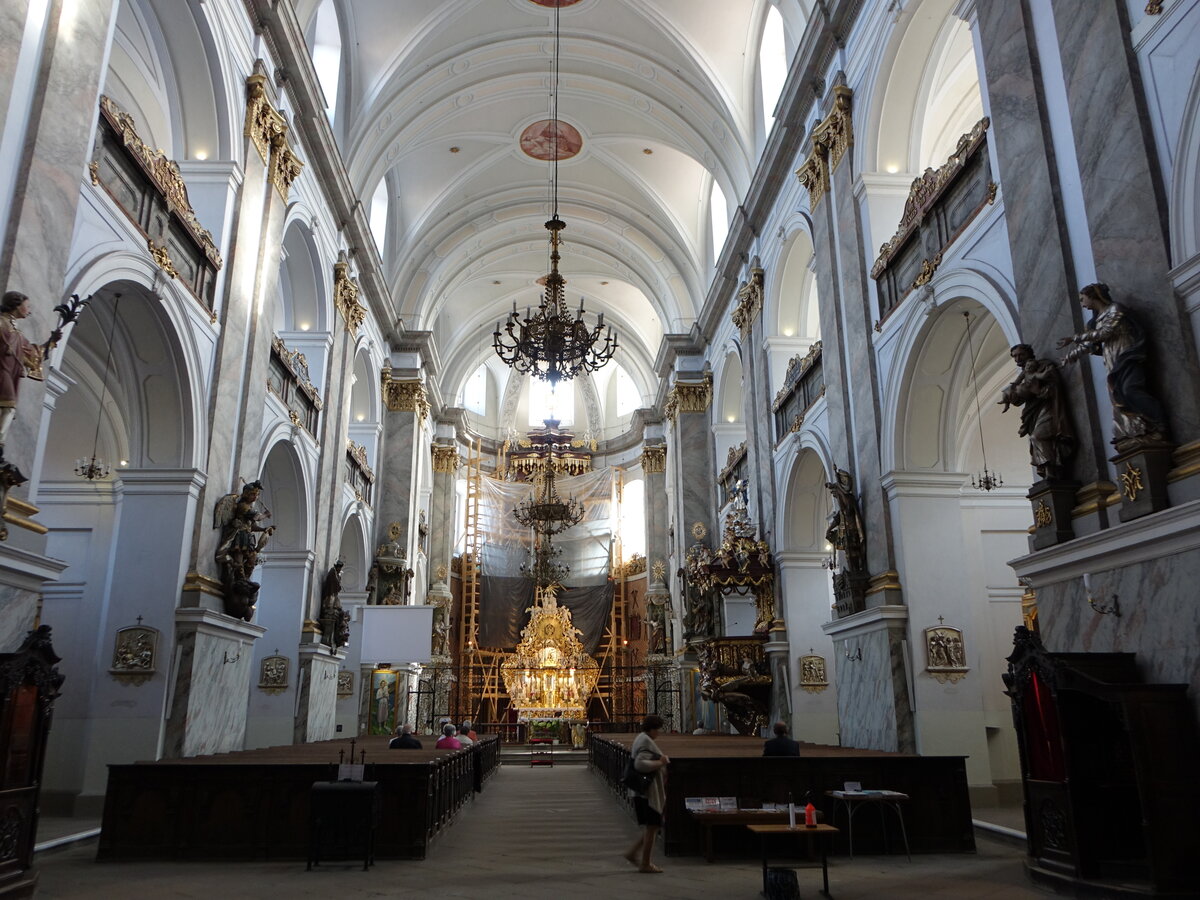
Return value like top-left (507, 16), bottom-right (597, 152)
top-left (213, 480), bottom-right (276, 620)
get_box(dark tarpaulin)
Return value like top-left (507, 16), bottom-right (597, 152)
top-left (555, 581), bottom-right (613, 655)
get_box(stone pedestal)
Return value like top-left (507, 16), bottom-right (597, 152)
top-left (295, 644), bottom-right (343, 742)
top-left (1113, 444), bottom-right (1174, 522)
top-left (1028, 479), bottom-right (1079, 550)
top-left (0, 544), bottom-right (68, 653)
top-left (163, 608), bottom-right (265, 758)
top-left (765, 635), bottom-right (790, 727)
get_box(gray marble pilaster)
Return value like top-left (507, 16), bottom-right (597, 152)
top-left (672, 409), bottom-right (716, 552)
top-left (427, 442), bottom-right (458, 585)
top-left (295, 644), bottom-right (343, 742)
top-left (1050, 0), bottom-right (1200, 444)
top-left (163, 608), bottom-right (265, 758)
top-left (744, 305), bottom-right (778, 544)
top-left (972, 0), bottom-right (1110, 488)
top-left (0, 0), bottom-right (118, 476)
top-left (808, 185), bottom-right (852, 472)
top-left (375, 404), bottom-right (418, 553)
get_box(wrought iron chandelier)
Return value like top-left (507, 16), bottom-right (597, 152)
top-left (520, 535), bottom-right (570, 588)
top-left (76, 293), bottom-right (122, 480)
top-left (514, 465), bottom-right (584, 536)
top-left (963, 311), bottom-right (1003, 492)
top-left (492, 2), bottom-right (617, 385)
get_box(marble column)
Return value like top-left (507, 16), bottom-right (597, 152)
top-left (733, 264), bottom-right (780, 544)
top-left (667, 376), bottom-right (716, 557)
top-left (1050, 0), bottom-right (1200, 491)
top-left (640, 435), bottom-right (669, 636)
top-left (965, 0), bottom-right (1112, 498)
top-left (428, 434), bottom-right (460, 587)
top-left (376, 371), bottom-right (426, 556)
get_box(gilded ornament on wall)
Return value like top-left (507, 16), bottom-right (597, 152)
top-left (731, 262), bottom-right (764, 337)
top-left (799, 653), bottom-right (828, 693)
top-left (795, 85), bottom-right (853, 207)
top-left (109, 624), bottom-right (157, 684)
top-left (432, 443), bottom-right (461, 473)
top-left (690, 521), bottom-right (707, 540)
top-left (333, 255), bottom-right (365, 335)
top-left (337, 670), bottom-right (354, 698)
top-left (924, 622), bottom-right (969, 684)
top-left (147, 239), bottom-right (178, 279)
top-left (382, 372), bottom-right (430, 421)
top-left (663, 374), bottom-right (712, 422)
top-left (259, 654), bottom-right (289, 693)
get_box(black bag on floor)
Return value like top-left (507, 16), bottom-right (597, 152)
top-left (765, 866), bottom-right (801, 900)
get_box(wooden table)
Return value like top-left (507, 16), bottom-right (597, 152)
top-left (747, 823), bottom-right (839, 897)
top-left (824, 790), bottom-right (910, 860)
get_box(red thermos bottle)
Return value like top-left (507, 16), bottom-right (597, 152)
top-left (805, 801), bottom-right (817, 827)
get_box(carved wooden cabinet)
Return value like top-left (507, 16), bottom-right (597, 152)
top-left (1004, 627), bottom-right (1200, 896)
top-left (0, 627), bottom-right (63, 898)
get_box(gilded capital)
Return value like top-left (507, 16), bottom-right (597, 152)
top-left (640, 444), bottom-right (666, 474)
top-left (334, 256), bottom-right (365, 335)
top-left (383, 376), bottom-right (430, 422)
top-left (731, 263), bottom-right (764, 337)
top-left (268, 132), bottom-right (303, 200)
top-left (795, 85), bottom-right (854, 206)
top-left (244, 72), bottom-right (284, 164)
top-left (432, 443), bottom-right (461, 473)
top-left (663, 373), bottom-right (712, 422)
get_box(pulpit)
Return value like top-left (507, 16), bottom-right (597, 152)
top-left (1004, 626), bottom-right (1200, 895)
top-left (0, 627), bottom-right (64, 899)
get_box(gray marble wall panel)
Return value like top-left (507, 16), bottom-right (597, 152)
top-left (311, 328), bottom-right (356, 618)
top-left (809, 183), bottom-right (852, 472)
top-left (428, 465), bottom-right (456, 584)
top-left (295, 650), bottom-right (339, 742)
top-left (3, 0), bottom-right (118, 475)
top-left (1051, 0), bottom-right (1200, 441)
top-left (675, 412), bottom-right (715, 547)
top-left (745, 313), bottom-right (778, 541)
top-left (0, 585), bottom-right (37, 654)
top-left (164, 611), bottom-right (264, 758)
top-left (973, 0), bottom-right (1110, 483)
top-left (1036, 547), bottom-right (1200, 723)
top-left (834, 628), bottom-right (897, 750)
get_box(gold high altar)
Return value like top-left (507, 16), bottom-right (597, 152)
top-left (501, 585), bottom-right (600, 719)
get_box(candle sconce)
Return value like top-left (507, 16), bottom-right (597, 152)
top-left (844, 644), bottom-right (862, 662)
top-left (1083, 573), bottom-right (1121, 618)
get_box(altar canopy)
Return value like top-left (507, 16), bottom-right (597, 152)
top-left (477, 468), bottom-right (614, 651)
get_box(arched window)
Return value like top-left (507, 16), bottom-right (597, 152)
top-left (620, 478), bottom-right (646, 559)
top-left (369, 177), bottom-right (389, 255)
top-left (528, 378), bottom-right (572, 427)
top-left (709, 178), bottom-right (729, 267)
top-left (759, 5), bottom-right (787, 136)
top-left (310, 0), bottom-right (342, 119)
top-left (462, 364), bottom-right (487, 416)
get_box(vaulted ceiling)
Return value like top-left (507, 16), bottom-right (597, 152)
top-left (296, 0), bottom-right (812, 394)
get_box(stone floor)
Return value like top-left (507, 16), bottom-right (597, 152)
top-left (37, 765), bottom-right (1052, 899)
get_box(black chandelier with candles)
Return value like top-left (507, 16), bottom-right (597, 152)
top-left (514, 465), bottom-right (584, 537)
top-left (492, 2), bottom-right (617, 385)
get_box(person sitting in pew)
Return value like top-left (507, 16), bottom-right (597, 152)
top-left (389, 723), bottom-right (422, 750)
top-left (435, 723), bottom-right (462, 750)
top-left (762, 721), bottom-right (800, 757)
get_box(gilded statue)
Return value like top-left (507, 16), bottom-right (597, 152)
top-left (1058, 283), bottom-right (1168, 452)
top-left (999, 344), bottom-right (1076, 480)
top-left (213, 480), bottom-right (276, 620)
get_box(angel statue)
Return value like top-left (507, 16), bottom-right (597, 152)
top-left (213, 480), bottom-right (276, 620)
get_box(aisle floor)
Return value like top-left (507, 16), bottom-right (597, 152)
top-left (37, 765), bottom-right (1051, 899)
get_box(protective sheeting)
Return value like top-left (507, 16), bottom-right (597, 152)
top-left (476, 468), bottom-right (614, 651)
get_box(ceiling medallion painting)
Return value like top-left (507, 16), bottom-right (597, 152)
top-left (519, 119), bottom-right (582, 161)
top-left (528, 0), bottom-right (583, 7)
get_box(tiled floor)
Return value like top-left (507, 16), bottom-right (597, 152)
top-left (37, 765), bottom-right (1051, 899)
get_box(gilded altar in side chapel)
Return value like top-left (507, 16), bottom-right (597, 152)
top-left (501, 585), bottom-right (600, 721)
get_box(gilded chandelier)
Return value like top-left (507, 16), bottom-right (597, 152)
top-left (492, 2), bottom-right (617, 385)
top-left (513, 465), bottom-right (584, 536)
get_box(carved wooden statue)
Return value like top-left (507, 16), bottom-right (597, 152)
top-left (1000, 343), bottom-right (1076, 480)
top-left (319, 559), bottom-right (350, 648)
top-left (213, 480), bottom-right (275, 620)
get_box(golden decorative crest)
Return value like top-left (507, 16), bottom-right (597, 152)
top-left (615, 553), bottom-right (647, 577)
top-left (268, 135), bottom-right (304, 199)
top-left (432, 443), bottom-right (461, 473)
top-left (924, 621), bottom-right (969, 684)
top-left (258, 654), bottom-right (289, 693)
top-left (333, 256), bottom-right (365, 335)
top-left (1120, 462), bottom-right (1144, 501)
top-left (910, 251), bottom-right (943, 290)
top-left (663, 373), bottom-right (712, 422)
top-left (799, 654), bottom-right (828, 693)
top-left (731, 264), bottom-right (764, 337)
top-left (640, 444), bottom-right (666, 474)
top-left (147, 239), bottom-right (178, 279)
top-left (720, 442), bottom-right (747, 481)
top-left (651, 558), bottom-right (666, 582)
top-left (347, 440), bottom-right (375, 482)
top-left (1033, 500), bottom-right (1053, 528)
top-left (871, 117), bottom-right (990, 278)
top-left (382, 375), bottom-right (430, 421)
top-left (98, 95), bottom-right (223, 268)
top-left (690, 521), bottom-right (708, 540)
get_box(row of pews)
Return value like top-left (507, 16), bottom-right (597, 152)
top-left (98, 735), bottom-right (499, 861)
top-left (590, 734), bottom-right (974, 858)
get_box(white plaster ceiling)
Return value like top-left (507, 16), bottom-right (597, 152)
top-left (312, 0), bottom-right (811, 393)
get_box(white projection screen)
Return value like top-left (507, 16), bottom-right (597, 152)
top-left (358, 605), bottom-right (434, 665)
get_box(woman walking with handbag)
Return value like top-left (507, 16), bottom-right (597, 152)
top-left (623, 714), bottom-right (670, 873)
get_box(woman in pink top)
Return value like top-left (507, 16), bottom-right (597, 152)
top-left (435, 723), bottom-right (462, 750)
